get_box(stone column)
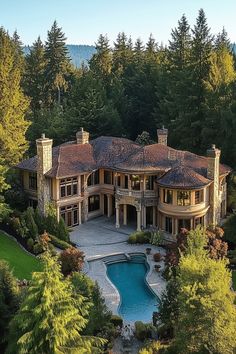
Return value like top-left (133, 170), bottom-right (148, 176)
top-left (128, 175), bottom-right (132, 190)
top-left (78, 202), bottom-right (82, 224)
top-left (142, 206), bottom-right (146, 228)
top-left (116, 205), bottom-right (120, 228)
top-left (78, 175), bottom-right (81, 196)
top-left (123, 204), bottom-right (127, 225)
top-left (175, 219), bottom-right (178, 234)
top-left (137, 209), bottom-right (141, 231)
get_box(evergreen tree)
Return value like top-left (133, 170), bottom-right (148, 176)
top-left (0, 27), bottom-right (30, 166)
top-left (172, 228), bottom-right (236, 354)
top-left (0, 260), bottom-right (19, 351)
top-left (24, 207), bottom-right (38, 240)
top-left (24, 37), bottom-right (46, 110)
top-left (112, 32), bottom-right (133, 75)
top-left (44, 21), bottom-right (71, 105)
top-left (89, 34), bottom-right (112, 83)
top-left (7, 253), bottom-right (105, 354)
top-left (145, 33), bottom-right (158, 59)
top-left (57, 216), bottom-right (69, 242)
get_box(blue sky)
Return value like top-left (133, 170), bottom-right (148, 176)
top-left (1, 0), bottom-right (236, 46)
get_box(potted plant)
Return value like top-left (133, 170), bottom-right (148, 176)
top-left (154, 264), bottom-right (161, 272)
top-left (146, 247), bottom-right (152, 255)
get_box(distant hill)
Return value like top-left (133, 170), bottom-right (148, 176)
top-left (23, 44), bottom-right (96, 68)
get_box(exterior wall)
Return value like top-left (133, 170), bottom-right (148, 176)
top-left (20, 167), bottom-right (229, 233)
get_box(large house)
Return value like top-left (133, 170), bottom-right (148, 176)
top-left (16, 127), bottom-right (231, 234)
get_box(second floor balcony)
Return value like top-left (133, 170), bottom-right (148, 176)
top-left (116, 187), bottom-right (157, 199)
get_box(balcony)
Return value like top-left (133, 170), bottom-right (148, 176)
top-left (116, 187), bottom-right (157, 198)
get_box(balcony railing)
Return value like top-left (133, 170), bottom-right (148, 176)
top-left (116, 187), bottom-right (157, 198)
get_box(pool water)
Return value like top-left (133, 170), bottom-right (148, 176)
top-left (107, 258), bottom-right (159, 322)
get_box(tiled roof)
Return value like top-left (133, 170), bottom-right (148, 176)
top-left (16, 136), bottom-right (231, 188)
top-left (157, 165), bottom-right (211, 189)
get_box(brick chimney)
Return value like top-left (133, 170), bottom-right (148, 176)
top-left (157, 126), bottom-right (168, 145)
top-left (76, 127), bottom-right (89, 144)
top-left (36, 134), bottom-right (53, 214)
top-left (207, 144), bottom-right (221, 225)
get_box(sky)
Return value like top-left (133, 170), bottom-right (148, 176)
top-left (1, 0), bottom-right (236, 46)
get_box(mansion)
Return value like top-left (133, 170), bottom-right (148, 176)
top-left (16, 128), bottom-right (231, 234)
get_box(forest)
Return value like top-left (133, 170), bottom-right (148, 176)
top-left (1, 8), bottom-right (236, 213)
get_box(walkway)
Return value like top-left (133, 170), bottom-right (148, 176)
top-left (70, 216), bottom-right (166, 317)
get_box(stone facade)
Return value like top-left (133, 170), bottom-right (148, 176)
top-left (17, 128), bottom-right (231, 234)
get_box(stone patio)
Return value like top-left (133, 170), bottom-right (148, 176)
top-left (70, 216), bottom-right (166, 319)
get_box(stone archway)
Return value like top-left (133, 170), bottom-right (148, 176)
top-left (115, 196), bottom-right (141, 231)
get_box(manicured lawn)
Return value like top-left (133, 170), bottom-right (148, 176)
top-left (0, 231), bottom-right (42, 279)
top-left (232, 271), bottom-right (236, 291)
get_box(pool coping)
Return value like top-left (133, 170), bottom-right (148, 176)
top-left (85, 248), bottom-right (166, 319)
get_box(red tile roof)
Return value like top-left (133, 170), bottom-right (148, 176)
top-left (16, 136), bottom-right (231, 188)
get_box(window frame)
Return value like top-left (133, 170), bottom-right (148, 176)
top-left (177, 190), bottom-right (191, 206)
top-left (60, 177), bottom-right (78, 199)
top-left (163, 189), bottom-right (173, 204)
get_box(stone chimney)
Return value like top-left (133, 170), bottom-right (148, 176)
top-left (36, 134), bottom-right (53, 214)
top-left (157, 126), bottom-right (168, 145)
top-left (207, 144), bottom-right (221, 225)
top-left (76, 127), bottom-right (89, 144)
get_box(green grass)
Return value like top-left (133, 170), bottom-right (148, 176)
top-left (232, 271), bottom-right (236, 291)
top-left (0, 232), bottom-right (42, 279)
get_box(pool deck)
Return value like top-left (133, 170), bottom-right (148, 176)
top-left (70, 216), bottom-right (166, 317)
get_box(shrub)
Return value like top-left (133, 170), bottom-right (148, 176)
top-left (59, 247), bottom-right (84, 276)
top-left (10, 217), bottom-right (22, 236)
top-left (33, 242), bottom-right (44, 255)
top-left (128, 231), bottom-right (151, 244)
top-left (27, 238), bottom-right (34, 251)
top-left (24, 207), bottom-right (38, 240)
top-left (135, 321), bottom-right (152, 341)
top-left (139, 340), bottom-right (169, 354)
top-left (223, 214), bottom-right (236, 247)
top-left (49, 235), bottom-right (71, 250)
top-left (153, 253), bottom-right (161, 262)
top-left (110, 315), bottom-right (123, 327)
top-left (150, 230), bottom-right (164, 246)
top-left (57, 217), bottom-right (69, 242)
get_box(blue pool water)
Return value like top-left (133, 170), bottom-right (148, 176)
top-left (107, 257), bottom-right (159, 322)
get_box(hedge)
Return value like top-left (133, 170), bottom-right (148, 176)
top-left (49, 235), bottom-right (72, 250)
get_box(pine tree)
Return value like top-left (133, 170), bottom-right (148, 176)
top-left (24, 37), bottom-right (46, 110)
top-left (7, 253), bottom-right (105, 354)
top-left (145, 33), bottom-right (158, 59)
top-left (0, 260), bottom-right (19, 350)
top-left (89, 34), bottom-right (112, 82)
top-left (57, 217), bottom-right (69, 242)
top-left (44, 21), bottom-right (71, 105)
top-left (0, 28), bottom-right (30, 167)
top-left (112, 32), bottom-right (133, 75)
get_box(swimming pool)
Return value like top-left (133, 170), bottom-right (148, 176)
top-left (106, 255), bottom-right (159, 322)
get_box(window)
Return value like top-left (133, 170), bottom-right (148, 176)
top-left (163, 189), bottom-right (173, 204)
top-left (125, 175), bottom-right (128, 189)
top-left (60, 204), bottom-right (79, 227)
top-left (195, 190), bottom-right (203, 204)
top-left (88, 170), bottom-right (99, 186)
top-left (28, 198), bottom-right (38, 208)
top-left (131, 175), bottom-right (140, 190)
top-left (165, 217), bottom-right (172, 233)
top-left (146, 176), bottom-right (155, 190)
top-left (29, 172), bottom-right (37, 190)
top-left (177, 191), bottom-right (191, 206)
top-left (195, 217), bottom-right (203, 227)
top-left (88, 195), bottom-right (100, 212)
top-left (60, 177), bottom-right (78, 198)
top-left (178, 219), bottom-right (191, 232)
top-left (104, 170), bottom-right (113, 184)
